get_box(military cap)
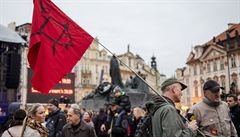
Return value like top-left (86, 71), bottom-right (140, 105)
top-left (161, 78), bottom-right (187, 91)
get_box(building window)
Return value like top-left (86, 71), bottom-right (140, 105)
top-left (96, 53), bottom-right (98, 59)
top-left (220, 58), bottom-right (224, 70)
top-left (213, 60), bottom-right (217, 72)
top-left (220, 75), bottom-right (226, 89)
top-left (230, 56), bottom-right (236, 68)
top-left (187, 97), bottom-right (191, 105)
top-left (194, 81), bottom-right (198, 97)
top-left (200, 64), bottom-right (203, 74)
top-left (207, 63), bottom-right (211, 73)
top-left (213, 76), bottom-right (218, 82)
top-left (129, 59), bottom-right (132, 68)
top-left (193, 65), bottom-right (197, 75)
top-left (102, 53), bottom-right (106, 59)
top-left (230, 73), bottom-right (238, 94)
top-left (186, 89), bottom-right (190, 95)
top-left (96, 65), bottom-right (98, 73)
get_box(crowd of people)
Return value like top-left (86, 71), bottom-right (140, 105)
top-left (1, 79), bottom-right (240, 137)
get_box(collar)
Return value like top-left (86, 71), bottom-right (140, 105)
top-left (203, 97), bottom-right (221, 107)
top-left (162, 96), bottom-right (175, 106)
top-left (49, 109), bottom-right (60, 116)
top-left (67, 120), bottom-right (88, 132)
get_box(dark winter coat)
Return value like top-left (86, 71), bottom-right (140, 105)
top-left (46, 109), bottom-right (66, 137)
top-left (93, 112), bottom-right (108, 137)
top-left (62, 121), bottom-right (96, 137)
top-left (229, 104), bottom-right (240, 137)
top-left (108, 111), bottom-right (130, 137)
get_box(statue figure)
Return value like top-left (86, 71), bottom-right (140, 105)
top-left (110, 55), bottom-right (124, 88)
top-left (131, 71), bottom-right (149, 92)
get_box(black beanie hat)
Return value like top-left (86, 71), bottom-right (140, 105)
top-left (48, 98), bottom-right (59, 107)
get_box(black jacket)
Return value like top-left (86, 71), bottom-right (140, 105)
top-left (111, 112), bottom-right (130, 137)
top-left (93, 112), bottom-right (108, 137)
top-left (46, 109), bottom-right (67, 137)
top-left (229, 104), bottom-right (240, 137)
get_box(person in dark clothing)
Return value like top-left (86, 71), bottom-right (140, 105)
top-left (107, 100), bottom-right (130, 137)
top-left (93, 108), bottom-right (108, 137)
top-left (100, 99), bottom-right (130, 137)
top-left (151, 78), bottom-right (198, 137)
top-left (46, 99), bottom-right (67, 137)
top-left (237, 94), bottom-right (240, 106)
top-left (62, 104), bottom-right (96, 137)
top-left (113, 86), bottom-right (131, 113)
top-left (2, 109), bottom-right (26, 137)
top-left (226, 94), bottom-right (240, 137)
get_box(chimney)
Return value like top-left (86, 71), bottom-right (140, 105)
top-left (7, 22), bottom-right (16, 31)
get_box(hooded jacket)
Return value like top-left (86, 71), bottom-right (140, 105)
top-left (149, 95), bottom-right (195, 137)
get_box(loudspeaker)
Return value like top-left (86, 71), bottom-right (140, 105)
top-left (5, 52), bottom-right (21, 89)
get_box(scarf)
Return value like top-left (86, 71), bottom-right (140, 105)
top-left (26, 117), bottom-right (48, 137)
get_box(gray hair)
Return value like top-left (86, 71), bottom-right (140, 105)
top-left (70, 104), bottom-right (81, 117)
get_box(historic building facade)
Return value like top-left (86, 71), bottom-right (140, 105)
top-left (117, 45), bottom-right (161, 93)
top-left (74, 38), bottom-right (111, 102)
top-left (175, 67), bottom-right (192, 109)
top-left (177, 23), bottom-right (240, 107)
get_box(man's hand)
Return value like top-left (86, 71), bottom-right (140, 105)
top-left (188, 120), bottom-right (198, 131)
top-left (100, 124), bottom-right (106, 132)
top-left (107, 129), bottom-right (112, 134)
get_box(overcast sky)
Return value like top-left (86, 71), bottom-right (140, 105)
top-left (0, 0), bottom-right (239, 77)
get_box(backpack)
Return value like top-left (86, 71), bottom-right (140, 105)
top-left (134, 115), bottom-right (152, 137)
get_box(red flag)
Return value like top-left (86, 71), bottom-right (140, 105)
top-left (28, 0), bottom-right (93, 94)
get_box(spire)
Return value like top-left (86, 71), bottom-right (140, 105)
top-left (127, 44), bottom-right (130, 53)
top-left (151, 55), bottom-right (157, 71)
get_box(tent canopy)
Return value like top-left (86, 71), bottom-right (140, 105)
top-left (0, 24), bottom-right (26, 44)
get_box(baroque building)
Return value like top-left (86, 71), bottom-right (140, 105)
top-left (117, 45), bottom-right (161, 93)
top-left (177, 23), bottom-right (240, 106)
top-left (74, 38), bottom-right (111, 102)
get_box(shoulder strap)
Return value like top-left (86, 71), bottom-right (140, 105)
top-left (7, 129), bottom-right (14, 137)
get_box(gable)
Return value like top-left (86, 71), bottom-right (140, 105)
top-left (200, 44), bottom-right (226, 61)
top-left (186, 52), bottom-right (194, 62)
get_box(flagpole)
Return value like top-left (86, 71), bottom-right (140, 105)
top-left (95, 39), bottom-right (206, 137)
